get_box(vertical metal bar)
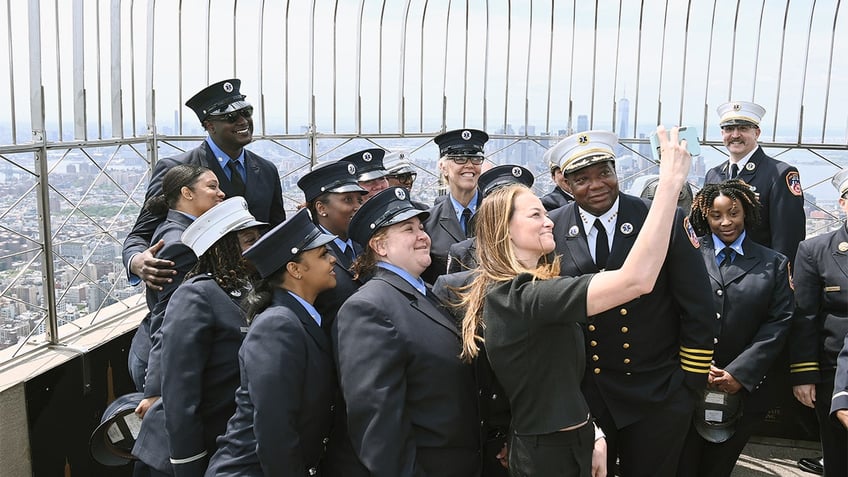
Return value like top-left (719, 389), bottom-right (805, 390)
top-left (398, 0), bottom-right (412, 134)
top-left (523, 0), bottom-right (532, 134)
top-left (566, 0), bottom-right (575, 133)
top-left (257, 0), bottom-right (265, 136)
top-left (701, 0), bottom-right (718, 137)
top-left (612, 0), bottom-right (622, 136)
top-left (28, 0), bottom-right (59, 344)
top-left (502, 0), bottom-right (512, 134)
top-left (632, 0), bottom-right (645, 140)
top-left (441, 0), bottom-right (452, 131)
top-left (356, 0), bottom-right (365, 134)
top-left (771, 1), bottom-right (791, 142)
top-left (73, 0), bottom-right (87, 140)
top-left (750, 0), bottom-right (766, 98)
top-left (462, 0), bottom-right (469, 126)
top-left (544, 0), bottom-right (554, 134)
top-left (589, 0), bottom-right (598, 130)
top-left (420, 1), bottom-right (428, 133)
top-left (820, 0), bottom-right (841, 143)
top-left (378, 0), bottom-right (388, 133)
top-left (129, 0), bottom-right (137, 137)
top-left (655, 0), bottom-right (668, 126)
top-left (177, 0), bottom-right (184, 135)
top-left (146, 0), bottom-right (158, 167)
top-left (677, 0), bottom-right (692, 127)
top-left (95, 0), bottom-right (103, 139)
top-left (798, 0), bottom-right (818, 143)
top-left (727, 0), bottom-right (740, 100)
top-left (284, 0), bottom-right (291, 134)
top-left (333, 0), bottom-right (339, 134)
top-left (309, 0), bottom-right (315, 144)
top-left (5, 0), bottom-right (16, 144)
top-left (483, 0), bottom-right (490, 132)
top-left (110, 0), bottom-right (122, 139)
top-left (205, 0), bottom-right (211, 84)
top-left (54, 0), bottom-right (64, 140)
top-left (233, 0), bottom-right (238, 76)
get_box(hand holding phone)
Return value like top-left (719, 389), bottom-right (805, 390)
top-left (650, 126), bottom-right (701, 161)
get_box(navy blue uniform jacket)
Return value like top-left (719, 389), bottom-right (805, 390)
top-left (334, 268), bottom-right (480, 477)
top-left (698, 235), bottom-right (793, 413)
top-left (549, 194), bottom-right (715, 428)
top-left (205, 289), bottom-right (335, 476)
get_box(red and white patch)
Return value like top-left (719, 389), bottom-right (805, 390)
top-left (683, 217), bottom-right (700, 248)
top-left (786, 171), bottom-right (803, 197)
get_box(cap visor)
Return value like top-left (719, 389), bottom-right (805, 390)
top-left (328, 183), bottom-right (368, 194)
top-left (302, 232), bottom-right (338, 252)
top-left (720, 119), bottom-right (758, 127)
top-left (358, 170), bottom-right (389, 182)
top-left (231, 218), bottom-right (268, 232)
top-left (385, 207), bottom-right (430, 227)
top-left (208, 100), bottom-right (252, 115)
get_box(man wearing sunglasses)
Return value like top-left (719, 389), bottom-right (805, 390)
top-left (383, 150), bottom-right (428, 210)
top-left (122, 79), bottom-right (285, 295)
top-left (421, 128), bottom-right (488, 284)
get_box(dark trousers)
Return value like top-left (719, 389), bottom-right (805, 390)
top-left (676, 410), bottom-right (765, 477)
top-left (815, 375), bottom-right (848, 477)
top-left (594, 384), bottom-right (695, 477)
top-left (508, 423), bottom-right (594, 477)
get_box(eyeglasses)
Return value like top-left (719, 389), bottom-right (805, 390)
top-left (387, 172), bottom-right (417, 185)
top-left (720, 125), bottom-right (754, 133)
top-left (209, 107), bottom-right (254, 123)
top-left (447, 155), bottom-right (485, 165)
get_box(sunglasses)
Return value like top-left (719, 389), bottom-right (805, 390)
top-left (209, 107), bottom-right (254, 124)
top-left (447, 155), bottom-right (485, 165)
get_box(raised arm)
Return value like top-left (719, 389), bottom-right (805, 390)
top-left (585, 126), bottom-right (692, 315)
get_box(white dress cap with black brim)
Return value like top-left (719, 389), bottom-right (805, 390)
top-left (243, 208), bottom-right (337, 279)
top-left (347, 187), bottom-right (430, 246)
top-left (383, 150), bottom-right (416, 175)
top-left (298, 160), bottom-right (367, 203)
top-left (831, 168), bottom-right (848, 197)
top-left (341, 148), bottom-right (390, 182)
top-left (549, 130), bottom-right (619, 175)
top-left (717, 101), bottom-right (766, 128)
top-left (181, 197), bottom-right (267, 257)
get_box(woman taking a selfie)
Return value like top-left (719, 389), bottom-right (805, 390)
top-left (460, 126), bottom-right (693, 477)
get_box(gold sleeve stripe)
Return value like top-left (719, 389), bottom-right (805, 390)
top-left (680, 358), bottom-right (711, 369)
top-left (790, 366), bottom-right (820, 373)
top-left (790, 361), bottom-right (819, 369)
top-left (680, 346), bottom-right (714, 356)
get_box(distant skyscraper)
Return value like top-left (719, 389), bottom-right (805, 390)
top-left (618, 97), bottom-right (630, 139)
top-left (577, 115), bottom-right (589, 133)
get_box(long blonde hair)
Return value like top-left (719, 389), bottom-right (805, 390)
top-left (459, 184), bottom-right (560, 362)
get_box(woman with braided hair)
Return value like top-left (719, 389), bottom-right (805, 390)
top-left (133, 197), bottom-right (266, 476)
top-left (677, 179), bottom-right (793, 476)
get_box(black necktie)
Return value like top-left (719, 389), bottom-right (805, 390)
top-left (343, 245), bottom-right (355, 262)
top-left (594, 219), bottom-right (609, 269)
top-left (227, 160), bottom-right (246, 196)
top-left (461, 208), bottom-right (473, 238)
top-left (729, 163), bottom-right (739, 180)
top-left (719, 247), bottom-right (734, 267)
